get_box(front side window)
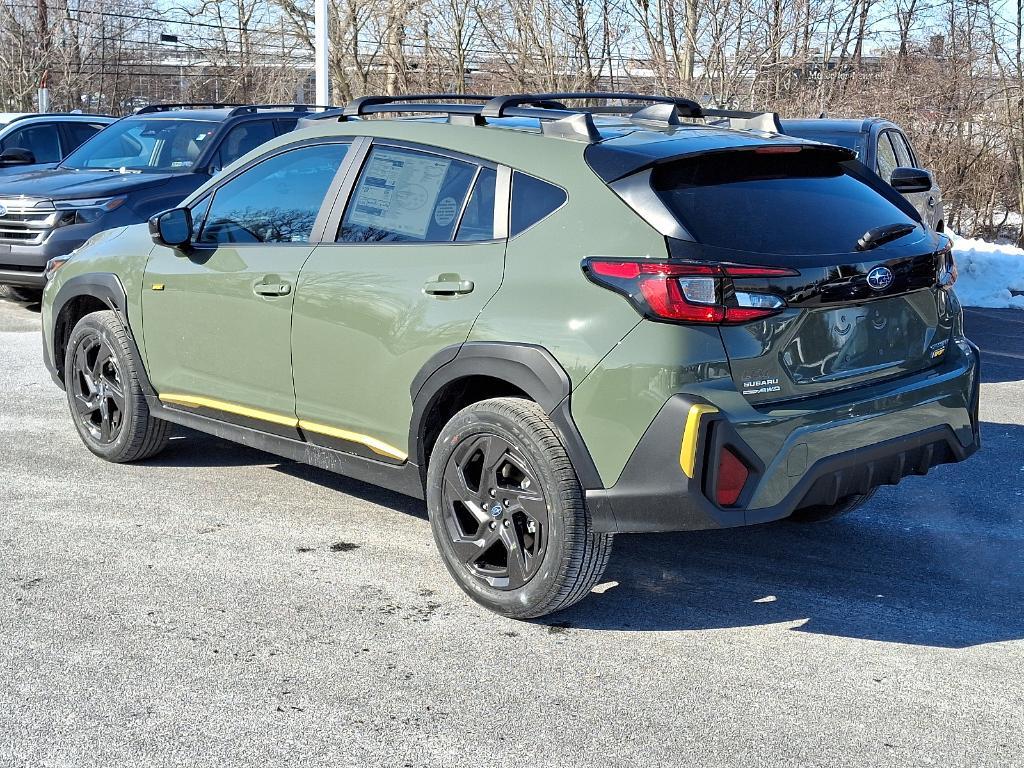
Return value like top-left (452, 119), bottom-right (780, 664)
top-left (3, 124), bottom-right (61, 163)
top-left (510, 172), bottom-right (566, 236)
top-left (652, 148), bottom-right (916, 255)
top-left (888, 131), bottom-right (915, 168)
top-left (198, 142), bottom-right (348, 245)
top-left (61, 118), bottom-right (218, 172)
top-left (338, 146), bottom-right (476, 243)
top-left (875, 133), bottom-right (899, 181)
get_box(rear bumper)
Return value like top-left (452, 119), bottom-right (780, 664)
top-left (586, 338), bottom-right (980, 533)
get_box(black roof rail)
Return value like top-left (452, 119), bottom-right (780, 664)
top-left (702, 108), bottom-right (783, 133)
top-left (6, 112), bottom-right (115, 123)
top-left (226, 104), bottom-right (342, 117)
top-left (343, 94), bottom-right (496, 117)
top-left (481, 92), bottom-right (704, 119)
top-left (134, 103), bottom-right (244, 114)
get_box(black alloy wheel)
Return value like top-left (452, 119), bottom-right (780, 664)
top-left (70, 330), bottom-right (126, 445)
top-left (440, 433), bottom-right (549, 590)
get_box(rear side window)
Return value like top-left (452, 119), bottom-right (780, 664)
top-left (338, 146), bottom-right (476, 243)
top-left (63, 122), bottom-right (105, 153)
top-left (214, 120), bottom-right (277, 171)
top-left (651, 149), bottom-right (916, 255)
top-left (510, 172), bottom-right (566, 236)
top-left (199, 142), bottom-right (348, 244)
top-left (455, 167), bottom-right (497, 241)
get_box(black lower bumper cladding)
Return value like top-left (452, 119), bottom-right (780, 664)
top-left (586, 391), bottom-right (979, 535)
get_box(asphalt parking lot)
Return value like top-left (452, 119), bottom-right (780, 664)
top-left (2, 296), bottom-right (1022, 767)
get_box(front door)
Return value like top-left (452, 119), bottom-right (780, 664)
top-left (142, 141), bottom-right (351, 433)
top-left (291, 142), bottom-right (507, 461)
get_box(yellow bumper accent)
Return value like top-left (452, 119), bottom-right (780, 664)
top-left (158, 393), bottom-right (407, 461)
top-left (679, 404), bottom-right (720, 478)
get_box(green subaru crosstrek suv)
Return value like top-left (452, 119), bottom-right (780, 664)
top-left (41, 93), bottom-right (980, 618)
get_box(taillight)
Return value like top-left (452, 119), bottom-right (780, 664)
top-left (716, 446), bottom-right (749, 506)
top-left (583, 258), bottom-right (795, 325)
top-left (937, 247), bottom-right (957, 291)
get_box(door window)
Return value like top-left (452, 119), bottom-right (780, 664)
top-left (2, 124), bottom-right (61, 163)
top-left (510, 172), bottom-right (567, 236)
top-left (198, 142), bottom-right (348, 245)
top-left (338, 146), bottom-right (476, 243)
top-left (888, 131), bottom-right (915, 168)
top-left (455, 167), bottom-right (497, 242)
top-left (63, 122), bottom-right (106, 154)
top-left (875, 133), bottom-right (899, 181)
top-left (213, 120), bottom-right (277, 171)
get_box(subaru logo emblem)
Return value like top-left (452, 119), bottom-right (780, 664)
top-left (866, 266), bottom-right (894, 291)
top-left (0, 203), bottom-right (6, 218)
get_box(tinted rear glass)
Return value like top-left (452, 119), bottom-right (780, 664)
top-left (651, 150), bottom-right (916, 255)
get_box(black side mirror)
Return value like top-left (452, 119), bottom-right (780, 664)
top-left (149, 208), bottom-right (193, 249)
top-left (0, 147), bottom-right (35, 167)
top-left (890, 167), bottom-right (932, 194)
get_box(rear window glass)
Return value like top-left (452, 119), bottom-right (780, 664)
top-left (651, 150), bottom-right (916, 255)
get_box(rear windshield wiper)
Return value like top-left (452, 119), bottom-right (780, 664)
top-left (856, 222), bottom-right (917, 252)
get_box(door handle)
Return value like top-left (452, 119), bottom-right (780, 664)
top-left (423, 277), bottom-right (475, 296)
top-left (253, 280), bottom-right (292, 297)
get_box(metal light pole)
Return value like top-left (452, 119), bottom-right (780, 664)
top-left (314, 0), bottom-right (330, 105)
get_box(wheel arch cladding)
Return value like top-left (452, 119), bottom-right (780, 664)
top-left (409, 342), bottom-right (603, 491)
top-left (48, 273), bottom-right (151, 393)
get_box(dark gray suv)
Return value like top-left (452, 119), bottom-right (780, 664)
top-left (0, 104), bottom-right (330, 293)
top-left (780, 117), bottom-right (944, 232)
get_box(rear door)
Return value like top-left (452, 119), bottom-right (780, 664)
top-left (142, 140), bottom-right (351, 430)
top-left (290, 140), bottom-right (507, 461)
top-left (650, 146), bottom-right (954, 405)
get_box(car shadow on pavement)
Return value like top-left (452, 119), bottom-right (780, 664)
top-left (555, 420), bottom-right (1024, 649)
top-left (147, 421), bottom-right (1021, 649)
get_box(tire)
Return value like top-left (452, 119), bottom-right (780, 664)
top-left (0, 285), bottom-right (43, 303)
top-left (788, 488), bottom-right (878, 523)
top-left (63, 310), bottom-right (171, 463)
top-left (426, 397), bottom-right (613, 619)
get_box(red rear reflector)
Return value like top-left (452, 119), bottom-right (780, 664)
top-left (722, 265), bottom-right (799, 277)
top-left (717, 447), bottom-right (749, 506)
top-left (754, 146), bottom-right (803, 154)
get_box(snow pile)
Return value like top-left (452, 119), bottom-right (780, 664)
top-left (951, 235), bottom-right (1024, 309)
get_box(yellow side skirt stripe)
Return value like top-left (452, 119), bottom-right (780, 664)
top-left (158, 393), bottom-right (407, 461)
top-left (679, 404), bottom-right (720, 478)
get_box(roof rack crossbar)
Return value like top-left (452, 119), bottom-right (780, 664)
top-left (343, 100), bottom-right (602, 141)
top-left (135, 103), bottom-right (245, 114)
top-left (481, 92), bottom-right (704, 119)
top-left (343, 94), bottom-right (496, 117)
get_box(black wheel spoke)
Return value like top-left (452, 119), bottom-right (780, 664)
top-left (75, 345), bottom-right (96, 394)
top-left (440, 432), bottom-right (549, 592)
top-left (500, 525), bottom-right (529, 588)
top-left (74, 393), bottom-right (99, 415)
top-left (91, 342), bottom-right (112, 380)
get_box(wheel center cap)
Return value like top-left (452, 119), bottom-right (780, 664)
top-left (489, 503), bottom-right (503, 518)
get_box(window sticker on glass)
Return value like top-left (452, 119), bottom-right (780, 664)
top-left (347, 149), bottom-right (452, 239)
